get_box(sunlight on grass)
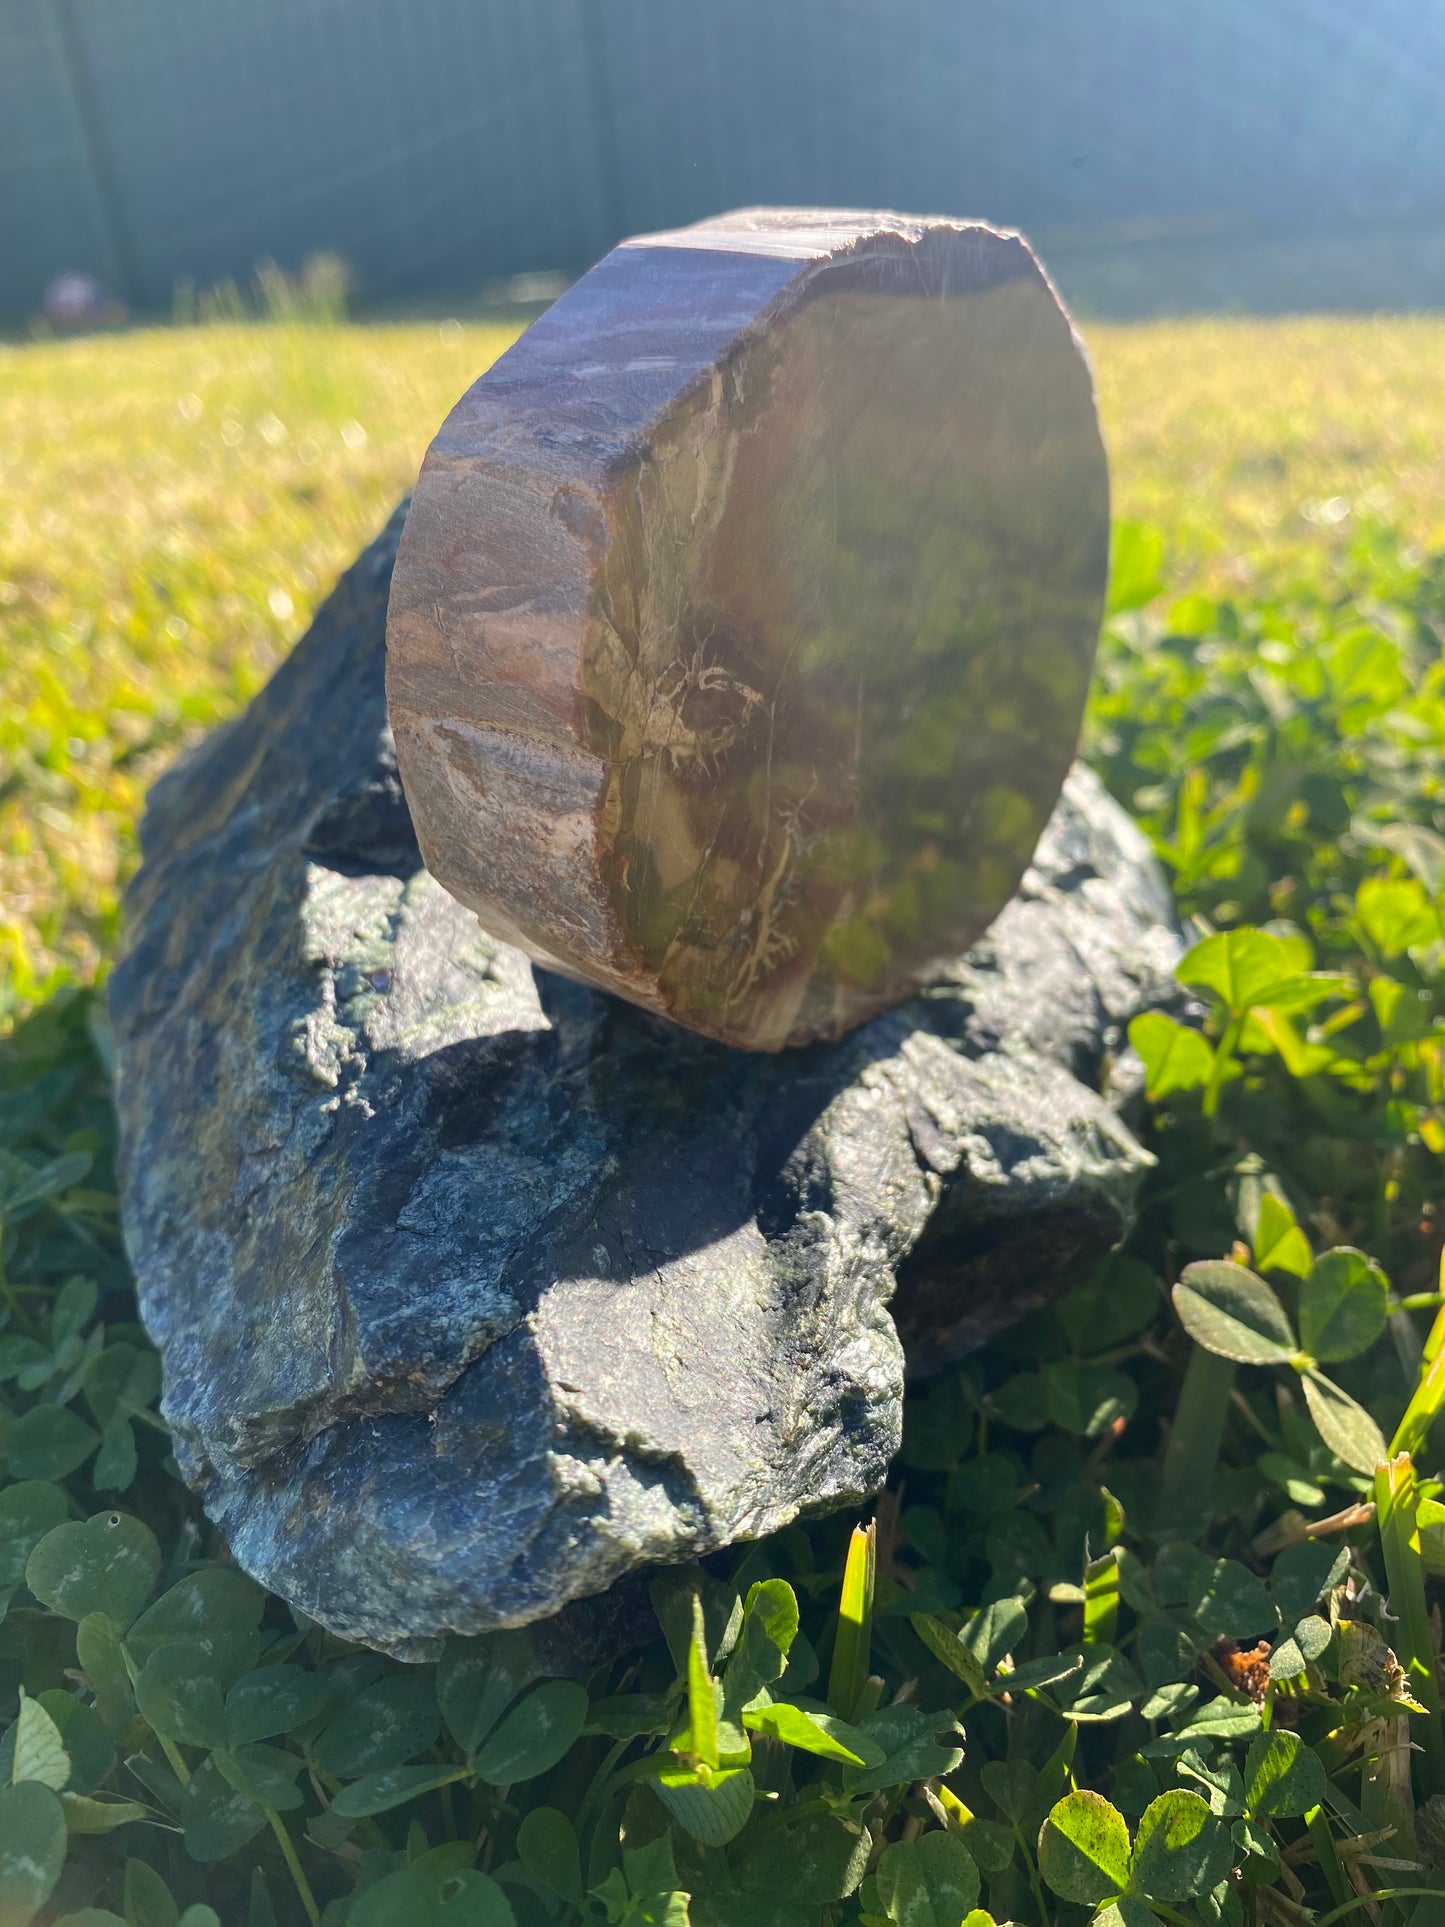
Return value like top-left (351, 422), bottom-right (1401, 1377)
top-left (1094, 314), bottom-right (1445, 591)
top-left (5, 309), bottom-right (1445, 1012)
top-left (0, 317), bottom-right (519, 1011)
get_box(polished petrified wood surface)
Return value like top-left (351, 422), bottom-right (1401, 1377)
top-left (387, 208), bottom-right (1109, 1050)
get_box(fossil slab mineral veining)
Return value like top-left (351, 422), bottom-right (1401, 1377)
top-left (387, 208), bottom-right (1110, 1052)
top-left (111, 510), bottom-right (1179, 1655)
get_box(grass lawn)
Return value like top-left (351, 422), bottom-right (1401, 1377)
top-left (5, 309), bottom-right (1445, 1921)
top-left (4, 311), bottom-right (1445, 1015)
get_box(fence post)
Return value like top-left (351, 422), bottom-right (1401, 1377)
top-left (46, 0), bottom-right (144, 309)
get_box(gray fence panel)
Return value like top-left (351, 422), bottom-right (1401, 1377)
top-left (29, 0), bottom-right (609, 312)
top-left (0, 1), bottom-right (117, 309)
top-left (4, 0), bottom-right (1445, 322)
top-left (593, 0), bottom-right (1445, 240)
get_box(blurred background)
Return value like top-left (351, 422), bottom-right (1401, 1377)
top-left (5, 0), bottom-right (1445, 325)
top-left (6, 0), bottom-right (1445, 1012)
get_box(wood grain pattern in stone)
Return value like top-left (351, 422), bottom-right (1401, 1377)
top-left (387, 208), bottom-right (1109, 1049)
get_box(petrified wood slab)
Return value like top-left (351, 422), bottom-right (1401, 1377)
top-left (110, 511), bottom-right (1178, 1655)
top-left (387, 208), bottom-right (1109, 1052)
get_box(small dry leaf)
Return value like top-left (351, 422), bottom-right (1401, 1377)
top-left (1210, 1637), bottom-right (1273, 1705)
top-left (1337, 1619), bottom-right (1426, 1712)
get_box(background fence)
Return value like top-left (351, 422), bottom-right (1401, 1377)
top-left (5, 0), bottom-right (1445, 324)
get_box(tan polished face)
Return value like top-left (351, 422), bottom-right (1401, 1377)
top-left (586, 269), bottom-right (1108, 1050)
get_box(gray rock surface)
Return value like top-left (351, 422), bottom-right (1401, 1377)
top-left (110, 505), bottom-right (1182, 1656)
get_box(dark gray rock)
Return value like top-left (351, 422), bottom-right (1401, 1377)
top-left (110, 505), bottom-right (1181, 1657)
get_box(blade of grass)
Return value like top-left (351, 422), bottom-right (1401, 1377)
top-left (1083, 1550), bottom-right (1121, 1646)
top-left (686, 1594), bottom-right (719, 1772)
top-left (827, 1521), bottom-right (876, 1722)
top-left (1307, 1804), bottom-right (1354, 1911)
top-left (1373, 1455), bottom-right (1445, 1797)
top-left (267, 1808), bottom-right (321, 1927)
top-left (1390, 1257), bottom-right (1445, 1460)
top-left (1158, 1343), bottom-right (1235, 1532)
top-left (1317, 1894), bottom-right (1445, 1926)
